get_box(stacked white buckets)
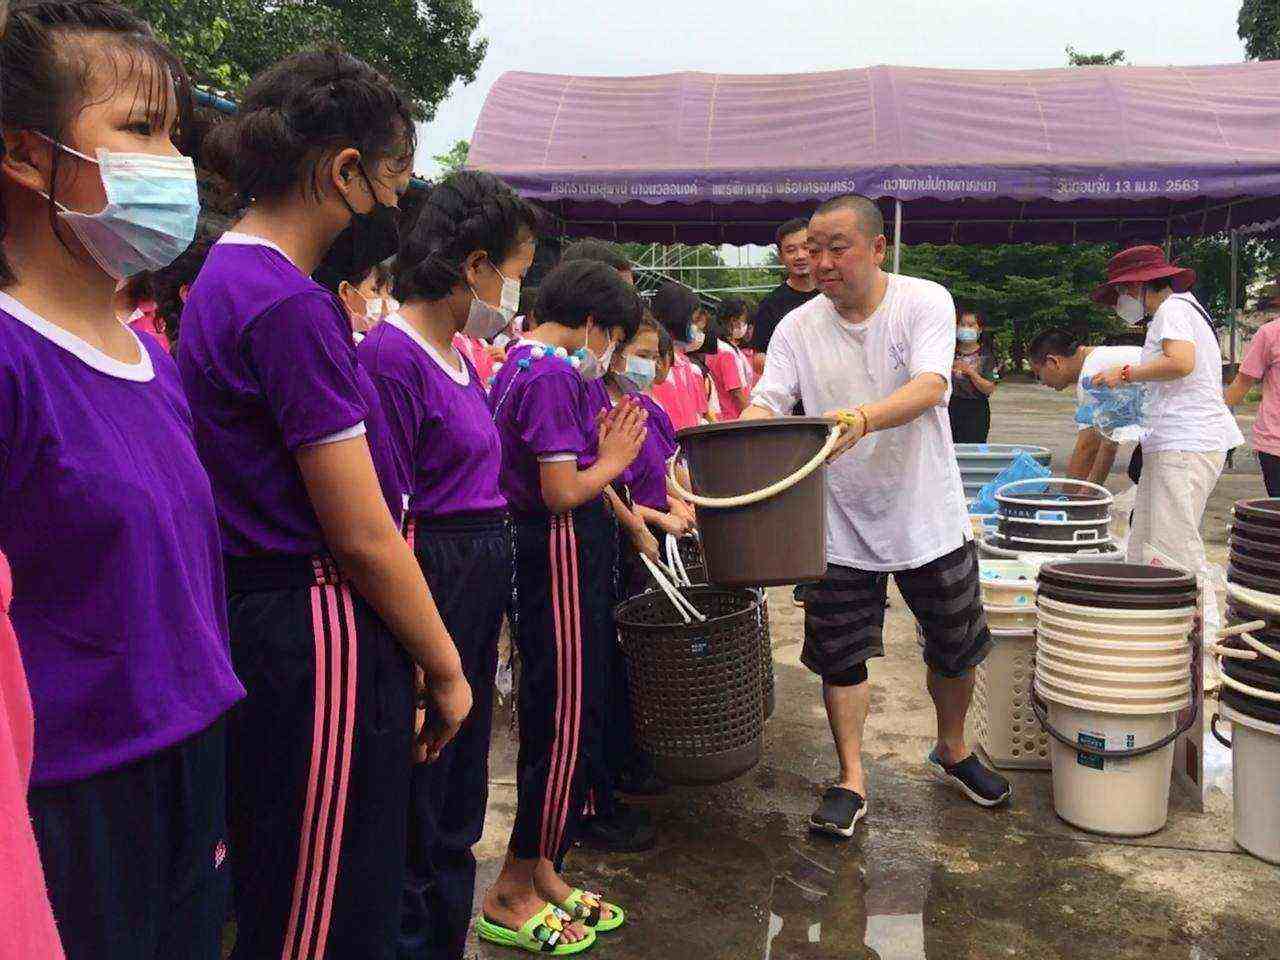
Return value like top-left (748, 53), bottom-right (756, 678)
top-left (1032, 562), bottom-right (1198, 836)
top-left (1212, 497), bottom-right (1280, 863)
top-left (976, 561), bottom-right (1047, 769)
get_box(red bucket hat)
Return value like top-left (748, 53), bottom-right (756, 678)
top-left (1091, 245), bottom-right (1196, 306)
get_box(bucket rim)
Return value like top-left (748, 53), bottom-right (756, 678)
top-left (1039, 560), bottom-right (1196, 591)
top-left (994, 476), bottom-right (1114, 508)
top-left (1036, 612), bottom-right (1194, 639)
top-left (985, 536), bottom-right (1119, 557)
top-left (1233, 498), bottom-right (1280, 525)
top-left (1035, 664), bottom-right (1190, 695)
top-left (1036, 637), bottom-right (1192, 667)
top-left (1037, 595), bottom-right (1197, 620)
top-left (954, 443), bottom-right (1052, 458)
top-left (676, 415), bottom-right (835, 442)
top-left (983, 602), bottom-right (1038, 614)
top-left (999, 515), bottom-right (1112, 528)
top-left (613, 584), bottom-right (760, 631)
top-left (1036, 626), bottom-right (1192, 650)
top-left (979, 559), bottom-right (1042, 579)
top-left (1220, 701), bottom-right (1280, 736)
top-left (1034, 677), bottom-right (1191, 712)
top-left (1035, 652), bottom-right (1190, 685)
top-left (988, 626), bottom-right (1036, 639)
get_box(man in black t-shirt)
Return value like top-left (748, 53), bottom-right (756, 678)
top-left (750, 217), bottom-right (821, 368)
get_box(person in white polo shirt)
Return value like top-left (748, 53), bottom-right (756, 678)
top-left (742, 195), bottom-right (1011, 839)
top-left (1087, 246), bottom-right (1243, 575)
top-left (1027, 328), bottom-right (1143, 484)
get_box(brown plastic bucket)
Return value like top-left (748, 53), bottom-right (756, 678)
top-left (1234, 498), bottom-right (1280, 527)
top-left (676, 417), bottom-right (834, 587)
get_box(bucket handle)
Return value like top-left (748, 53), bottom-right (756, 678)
top-left (1210, 713), bottom-right (1232, 749)
top-left (664, 533), bottom-right (694, 587)
top-left (668, 423), bottom-right (844, 509)
top-left (1029, 667), bottom-right (1199, 760)
top-left (1210, 628), bottom-right (1280, 702)
top-left (640, 553), bottom-right (707, 624)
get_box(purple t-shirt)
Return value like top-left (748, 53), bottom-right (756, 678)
top-left (358, 316), bottom-right (505, 519)
top-left (626, 394), bottom-right (678, 509)
top-left (489, 341), bottom-right (591, 514)
top-left (178, 235), bottom-right (401, 555)
top-left (0, 294), bottom-right (244, 785)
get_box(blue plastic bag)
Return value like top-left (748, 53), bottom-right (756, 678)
top-left (969, 452), bottom-right (1051, 515)
top-left (1079, 383), bottom-right (1149, 442)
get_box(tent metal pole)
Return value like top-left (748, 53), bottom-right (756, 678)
top-left (1230, 229), bottom-right (1240, 367)
top-left (893, 199), bottom-right (903, 274)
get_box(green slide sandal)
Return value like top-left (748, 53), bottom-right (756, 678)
top-left (561, 889), bottom-right (626, 933)
top-left (475, 904), bottom-right (597, 955)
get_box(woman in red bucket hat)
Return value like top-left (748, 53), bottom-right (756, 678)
top-left (1089, 244), bottom-right (1243, 576)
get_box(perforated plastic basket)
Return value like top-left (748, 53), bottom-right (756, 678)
top-left (974, 629), bottom-right (1050, 770)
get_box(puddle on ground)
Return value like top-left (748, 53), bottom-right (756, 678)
top-left (549, 793), bottom-right (1271, 960)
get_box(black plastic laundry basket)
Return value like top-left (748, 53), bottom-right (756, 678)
top-left (615, 586), bottom-right (765, 785)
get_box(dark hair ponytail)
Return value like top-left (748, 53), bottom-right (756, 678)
top-left (201, 48), bottom-right (415, 207)
top-left (394, 170), bottom-right (538, 303)
top-left (0, 1), bottom-right (193, 285)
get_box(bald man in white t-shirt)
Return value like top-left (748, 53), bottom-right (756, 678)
top-left (743, 195), bottom-right (1012, 839)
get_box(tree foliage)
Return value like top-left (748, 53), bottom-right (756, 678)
top-left (433, 140), bottom-right (471, 175)
top-left (122, 0), bottom-right (486, 119)
top-left (1065, 45), bottom-right (1126, 66)
top-left (1239, 0), bottom-right (1280, 61)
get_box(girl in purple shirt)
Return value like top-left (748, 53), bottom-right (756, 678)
top-left (483, 259), bottom-right (646, 954)
top-left (0, 5), bottom-right (243, 957)
top-left (178, 52), bottom-right (470, 960)
top-left (357, 171), bottom-right (537, 960)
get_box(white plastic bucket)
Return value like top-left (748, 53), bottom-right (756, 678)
top-left (1037, 595), bottom-right (1197, 625)
top-left (1035, 650), bottom-right (1188, 686)
top-left (979, 560), bottom-right (1039, 607)
top-left (1042, 698), bottom-right (1180, 836)
top-left (1035, 610), bottom-right (1195, 641)
top-left (1034, 677), bottom-right (1191, 715)
top-left (1218, 704), bottom-right (1280, 864)
top-left (1036, 637), bottom-right (1191, 671)
top-left (1036, 626), bottom-right (1194, 655)
top-left (1035, 661), bottom-right (1189, 700)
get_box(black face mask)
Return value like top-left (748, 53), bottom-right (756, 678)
top-left (313, 167), bottom-right (400, 293)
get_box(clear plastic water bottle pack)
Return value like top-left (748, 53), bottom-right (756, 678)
top-left (1076, 382), bottom-right (1150, 443)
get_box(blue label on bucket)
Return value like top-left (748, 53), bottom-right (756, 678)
top-left (1077, 732), bottom-right (1106, 770)
top-left (691, 640), bottom-right (709, 657)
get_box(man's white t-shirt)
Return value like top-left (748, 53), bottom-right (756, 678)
top-left (1076, 345), bottom-right (1143, 432)
top-left (1139, 294), bottom-right (1244, 453)
top-left (751, 274), bottom-right (969, 572)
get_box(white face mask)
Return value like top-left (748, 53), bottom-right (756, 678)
top-left (485, 259), bottom-right (520, 321)
top-left (363, 297), bottom-right (385, 320)
top-left (575, 325), bottom-right (614, 380)
top-left (1114, 291), bottom-right (1145, 326)
top-left (37, 141), bottom-right (200, 280)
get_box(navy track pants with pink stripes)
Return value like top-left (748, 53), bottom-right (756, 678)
top-left (224, 554), bottom-right (414, 960)
top-left (510, 498), bottom-right (616, 863)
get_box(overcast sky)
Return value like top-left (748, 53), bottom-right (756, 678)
top-left (414, 0), bottom-right (1247, 173)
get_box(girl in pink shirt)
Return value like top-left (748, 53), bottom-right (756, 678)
top-left (1227, 316), bottom-right (1280, 495)
top-left (0, 551), bottom-right (64, 960)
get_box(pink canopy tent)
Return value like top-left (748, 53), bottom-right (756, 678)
top-left (468, 62), bottom-right (1280, 249)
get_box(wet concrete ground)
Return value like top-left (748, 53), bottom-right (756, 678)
top-left (469, 384), bottom-right (1280, 960)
